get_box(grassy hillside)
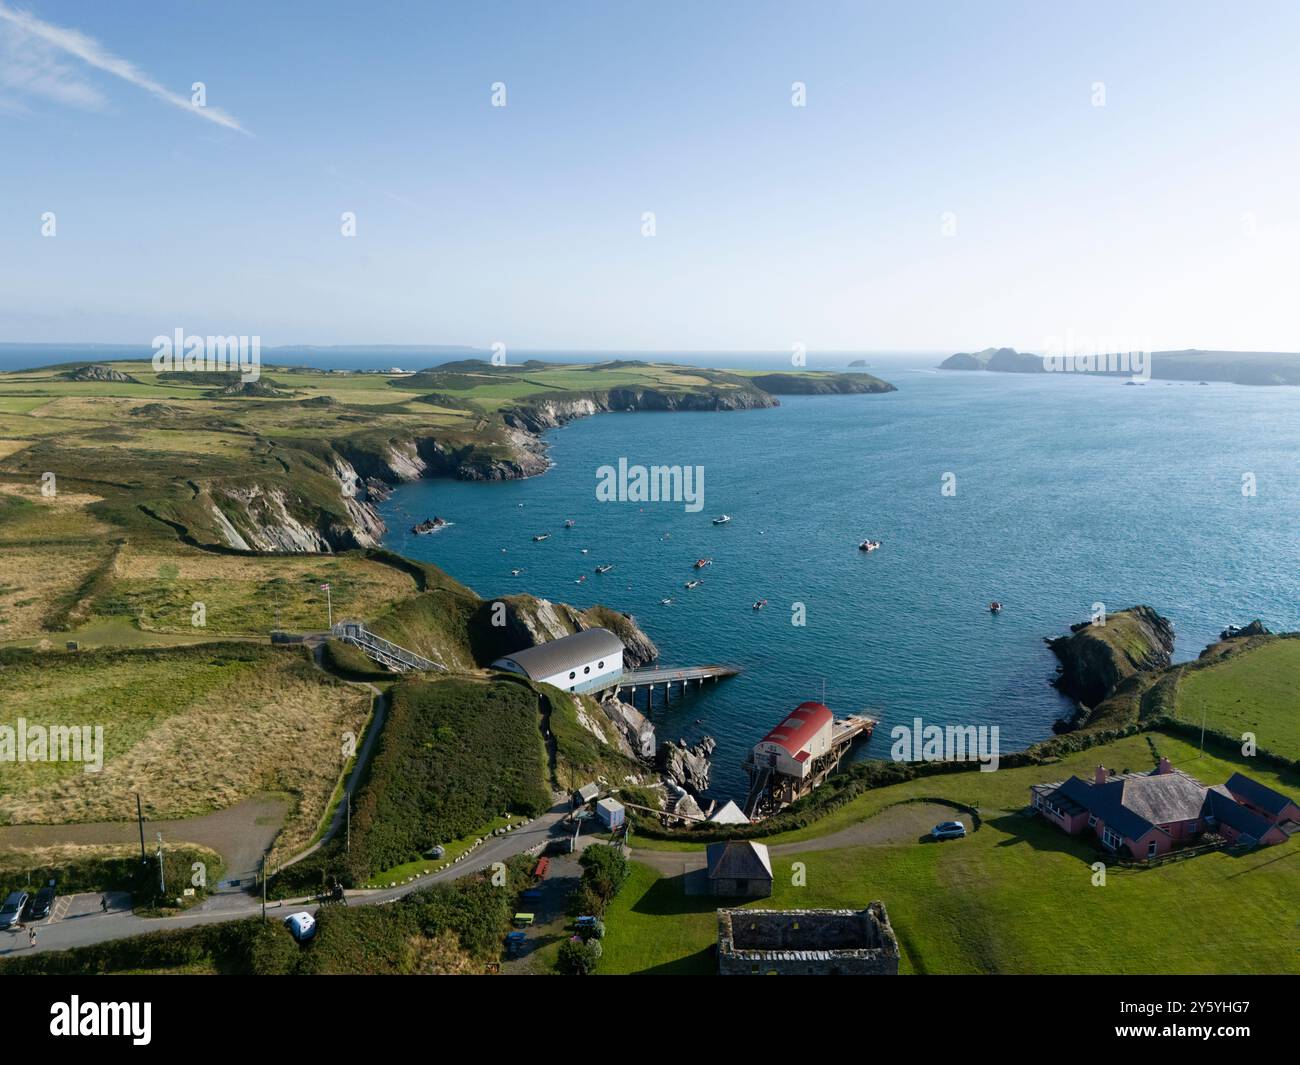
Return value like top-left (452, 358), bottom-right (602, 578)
top-left (343, 677), bottom-right (550, 880)
top-left (1162, 635), bottom-right (1300, 760)
top-left (0, 643), bottom-right (369, 855)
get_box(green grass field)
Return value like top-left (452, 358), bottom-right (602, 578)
top-left (1170, 637), bottom-right (1300, 758)
top-left (601, 730), bottom-right (1300, 975)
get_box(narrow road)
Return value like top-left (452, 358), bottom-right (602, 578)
top-left (0, 800), bottom-right (572, 959)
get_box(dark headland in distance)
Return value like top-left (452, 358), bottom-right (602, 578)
top-left (939, 346), bottom-right (1300, 386)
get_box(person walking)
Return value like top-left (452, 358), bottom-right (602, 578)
top-left (28, 926), bottom-right (36, 949)
top-left (100, 894), bottom-right (109, 913)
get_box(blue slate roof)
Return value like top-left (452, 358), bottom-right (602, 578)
top-left (1224, 772), bottom-right (1296, 817)
top-left (1054, 776), bottom-right (1157, 841)
top-left (1203, 788), bottom-right (1276, 842)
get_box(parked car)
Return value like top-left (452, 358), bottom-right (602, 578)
top-left (27, 884), bottom-right (56, 921)
top-left (283, 911), bottom-right (317, 942)
top-left (931, 820), bottom-right (967, 840)
top-left (0, 891), bottom-right (29, 929)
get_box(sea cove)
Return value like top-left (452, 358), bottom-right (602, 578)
top-left (381, 368), bottom-right (1300, 800)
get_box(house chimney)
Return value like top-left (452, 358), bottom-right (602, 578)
top-left (1157, 756), bottom-right (1172, 775)
top-left (1094, 765), bottom-right (1108, 786)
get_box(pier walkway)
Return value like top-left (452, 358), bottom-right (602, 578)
top-left (615, 663), bottom-right (739, 711)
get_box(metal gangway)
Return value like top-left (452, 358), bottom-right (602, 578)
top-left (331, 620), bottom-right (444, 673)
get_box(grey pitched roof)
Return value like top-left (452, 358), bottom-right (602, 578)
top-left (491, 627), bottom-right (624, 679)
top-left (1120, 770), bottom-right (1208, 825)
top-left (1224, 772), bottom-right (1296, 817)
top-left (706, 840), bottom-right (773, 881)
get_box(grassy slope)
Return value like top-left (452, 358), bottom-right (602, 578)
top-left (1165, 635), bottom-right (1300, 755)
top-left (601, 729), bottom-right (1300, 975)
top-left (343, 676), bottom-right (550, 879)
top-left (0, 643), bottom-right (369, 855)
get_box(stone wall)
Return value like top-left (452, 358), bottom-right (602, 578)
top-left (717, 904), bottom-right (900, 975)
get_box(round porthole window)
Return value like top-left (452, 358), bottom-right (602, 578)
top-left (598, 661), bottom-right (605, 669)
top-left (584, 666), bottom-right (591, 674)
top-left (569, 671), bottom-right (576, 680)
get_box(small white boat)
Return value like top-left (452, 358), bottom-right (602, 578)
top-left (564, 519), bottom-right (576, 528)
top-left (510, 568), bottom-right (522, 576)
top-left (580, 548), bottom-right (589, 554)
top-left (660, 597), bottom-right (674, 605)
top-left (532, 533), bottom-right (550, 542)
top-left (685, 578), bottom-right (703, 589)
top-left (989, 601), bottom-right (1003, 614)
top-left (595, 564), bottom-right (613, 574)
top-left (576, 575), bottom-right (587, 584)
top-left (693, 558), bottom-right (712, 569)
top-left (752, 599), bottom-right (768, 610)
top-left (858, 539), bottom-right (882, 552)
top-left (712, 514), bottom-right (731, 525)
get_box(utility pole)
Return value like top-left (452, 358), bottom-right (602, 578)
top-left (261, 856), bottom-right (267, 921)
top-left (136, 793), bottom-right (146, 862)
top-left (346, 792), bottom-right (351, 853)
top-left (321, 582), bottom-right (333, 629)
top-left (155, 832), bottom-right (165, 895)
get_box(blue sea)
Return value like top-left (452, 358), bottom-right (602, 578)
top-left (379, 368), bottom-right (1300, 800)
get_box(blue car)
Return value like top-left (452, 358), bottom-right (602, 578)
top-left (931, 820), bottom-right (967, 840)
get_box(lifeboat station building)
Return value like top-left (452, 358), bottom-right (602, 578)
top-left (491, 627), bottom-right (625, 695)
top-left (754, 702), bottom-right (834, 780)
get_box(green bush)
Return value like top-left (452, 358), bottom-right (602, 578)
top-left (558, 937), bottom-right (602, 975)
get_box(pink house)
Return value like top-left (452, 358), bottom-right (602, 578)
top-left (1030, 759), bottom-right (1298, 861)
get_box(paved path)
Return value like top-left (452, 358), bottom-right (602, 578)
top-left (0, 795), bottom-right (289, 890)
top-left (630, 801), bottom-right (966, 876)
top-left (0, 799), bottom-right (572, 959)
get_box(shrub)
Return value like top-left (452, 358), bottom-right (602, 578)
top-left (558, 937), bottom-right (602, 975)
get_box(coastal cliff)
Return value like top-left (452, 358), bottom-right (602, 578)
top-left (749, 372), bottom-right (896, 394)
top-left (499, 384), bottom-right (777, 434)
top-left (1046, 605), bottom-right (1175, 711)
top-left (142, 364), bottom-right (895, 556)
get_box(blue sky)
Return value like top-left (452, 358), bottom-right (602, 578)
top-left (1, 1), bottom-right (1297, 352)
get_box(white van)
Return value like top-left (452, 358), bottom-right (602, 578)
top-left (284, 911), bottom-right (317, 942)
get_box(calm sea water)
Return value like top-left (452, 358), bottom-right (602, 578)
top-left (380, 370), bottom-right (1300, 800)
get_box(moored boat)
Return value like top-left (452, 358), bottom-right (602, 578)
top-left (858, 539), bottom-right (882, 552)
top-left (532, 533), bottom-right (550, 542)
top-left (712, 514), bottom-right (731, 525)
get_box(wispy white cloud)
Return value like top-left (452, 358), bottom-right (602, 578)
top-left (0, 1), bottom-right (249, 133)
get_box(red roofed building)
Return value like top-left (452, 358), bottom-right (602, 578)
top-left (753, 702), bottom-right (834, 780)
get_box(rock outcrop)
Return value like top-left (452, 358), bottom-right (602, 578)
top-left (1220, 619), bottom-right (1271, 640)
top-left (599, 693), bottom-right (656, 760)
top-left (1046, 605), bottom-right (1175, 709)
top-left (658, 735), bottom-right (716, 795)
top-left (60, 364), bottom-right (139, 383)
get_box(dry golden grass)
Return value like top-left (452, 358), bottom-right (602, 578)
top-left (0, 440), bottom-right (30, 460)
top-left (0, 840), bottom-right (222, 879)
top-left (109, 546), bottom-right (421, 634)
top-left (0, 653), bottom-right (370, 856)
top-left (0, 542), bottom-right (111, 639)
